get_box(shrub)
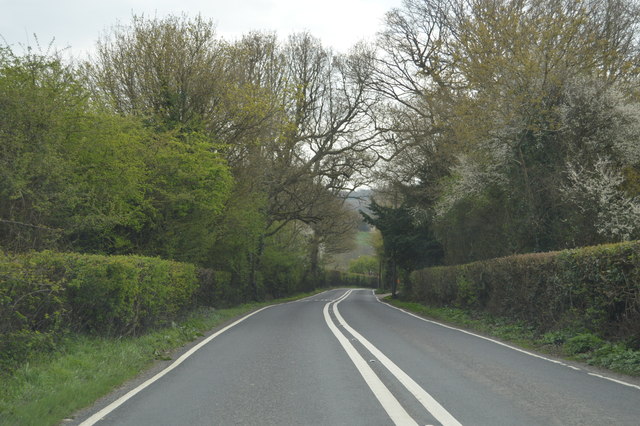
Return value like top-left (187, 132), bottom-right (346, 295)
top-left (348, 256), bottom-right (378, 275)
top-left (409, 241), bottom-right (640, 344)
top-left (0, 250), bottom-right (204, 370)
top-left (564, 333), bottom-right (604, 355)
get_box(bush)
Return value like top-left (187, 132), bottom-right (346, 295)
top-left (0, 250), bottom-right (204, 370)
top-left (348, 256), bottom-right (378, 275)
top-left (564, 333), bottom-right (604, 355)
top-left (64, 254), bottom-right (199, 335)
top-left (409, 241), bottom-right (640, 344)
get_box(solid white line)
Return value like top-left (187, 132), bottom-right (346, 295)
top-left (287, 288), bottom-right (357, 304)
top-left (323, 291), bottom-right (418, 426)
top-left (335, 293), bottom-right (462, 426)
top-left (79, 306), bottom-right (274, 426)
top-left (588, 373), bottom-right (640, 390)
top-left (375, 292), bottom-right (640, 392)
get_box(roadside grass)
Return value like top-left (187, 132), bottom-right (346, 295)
top-left (385, 298), bottom-right (640, 377)
top-left (0, 291), bottom-right (324, 426)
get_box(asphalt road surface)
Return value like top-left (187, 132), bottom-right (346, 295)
top-left (77, 289), bottom-right (640, 425)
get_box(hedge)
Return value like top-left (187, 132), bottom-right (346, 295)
top-left (0, 250), bottom-right (378, 371)
top-left (409, 241), bottom-right (640, 344)
top-left (0, 251), bottom-right (204, 369)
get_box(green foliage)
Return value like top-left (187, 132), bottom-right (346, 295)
top-left (135, 131), bottom-right (232, 264)
top-left (0, 45), bottom-right (233, 264)
top-left (0, 304), bottom-right (257, 425)
top-left (564, 333), bottom-right (604, 355)
top-left (0, 251), bottom-right (203, 371)
top-left (362, 200), bottom-right (443, 295)
top-left (0, 245), bottom-right (328, 373)
top-left (324, 270), bottom-right (378, 288)
top-left (260, 223), bottom-right (310, 297)
top-left (348, 255), bottom-right (378, 275)
top-left (261, 248), bottom-right (305, 298)
top-left (65, 254), bottom-right (199, 335)
top-left (409, 241), bottom-right (640, 344)
top-left (0, 47), bottom-right (83, 251)
top-left (59, 113), bottom-right (150, 253)
top-left (196, 269), bottom-right (236, 307)
top-left (586, 343), bottom-right (640, 376)
top-left (0, 47), bottom-right (152, 254)
top-left (454, 270), bottom-right (478, 308)
top-left (363, 201), bottom-right (443, 271)
top-left (377, 0), bottom-right (640, 264)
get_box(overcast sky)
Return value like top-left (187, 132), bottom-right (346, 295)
top-left (1, 0), bottom-right (403, 59)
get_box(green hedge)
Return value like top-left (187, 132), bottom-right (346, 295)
top-left (0, 251), bottom-right (204, 369)
top-left (0, 250), bottom-right (377, 371)
top-left (409, 241), bottom-right (640, 344)
top-left (0, 251), bottom-right (201, 335)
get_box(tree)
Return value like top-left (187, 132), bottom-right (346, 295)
top-left (132, 131), bottom-right (232, 264)
top-left (0, 45), bottom-right (150, 253)
top-left (261, 33), bottom-right (382, 230)
top-left (362, 199), bottom-right (443, 296)
top-left (373, 0), bottom-right (640, 263)
top-left (86, 14), bottom-right (227, 133)
top-left (304, 191), bottom-right (360, 286)
top-left (348, 255), bottom-right (378, 275)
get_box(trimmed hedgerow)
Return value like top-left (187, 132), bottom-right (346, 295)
top-left (409, 241), bottom-right (640, 345)
top-left (0, 251), bottom-right (200, 335)
top-left (0, 251), bottom-right (203, 370)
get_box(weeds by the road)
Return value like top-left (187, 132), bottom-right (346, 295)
top-left (385, 299), bottom-right (640, 377)
top-left (0, 291), bottom-right (325, 426)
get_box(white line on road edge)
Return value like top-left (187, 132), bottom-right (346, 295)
top-left (323, 290), bottom-right (418, 426)
top-left (375, 292), bottom-right (640, 392)
top-left (79, 306), bottom-right (274, 426)
top-left (587, 372), bottom-right (640, 389)
top-left (334, 293), bottom-right (462, 426)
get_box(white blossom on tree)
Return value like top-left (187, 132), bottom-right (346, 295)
top-left (563, 158), bottom-right (640, 241)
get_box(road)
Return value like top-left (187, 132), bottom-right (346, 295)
top-left (77, 289), bottom-right (640, 425)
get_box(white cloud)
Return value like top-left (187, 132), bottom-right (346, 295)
top-left (1, 0), bottom-right (401, 58)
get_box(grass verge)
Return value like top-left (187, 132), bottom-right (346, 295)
top-left (385, 298), bottom-right (640, 377)
top-left (0, 290), bottom-right (324, 426)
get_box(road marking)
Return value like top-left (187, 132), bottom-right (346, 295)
top-left (587, 373), bottom-right (640, 390)
top-left (375, 291), bottom-right (640, 392)
top-left (287, 289), bottom-right (339, 304)
top-left (335, 292), bottom-right (462, 426)
top-left (79, 306), bottom-right (274, 426)
top-left (323, 290), bottom-right (418, 426)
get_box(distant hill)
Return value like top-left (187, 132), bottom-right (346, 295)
top-left (328, 189), bottom-right (376, 271)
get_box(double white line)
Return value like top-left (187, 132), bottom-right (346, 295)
top-left (323, 290), bottom-right (461, 426)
